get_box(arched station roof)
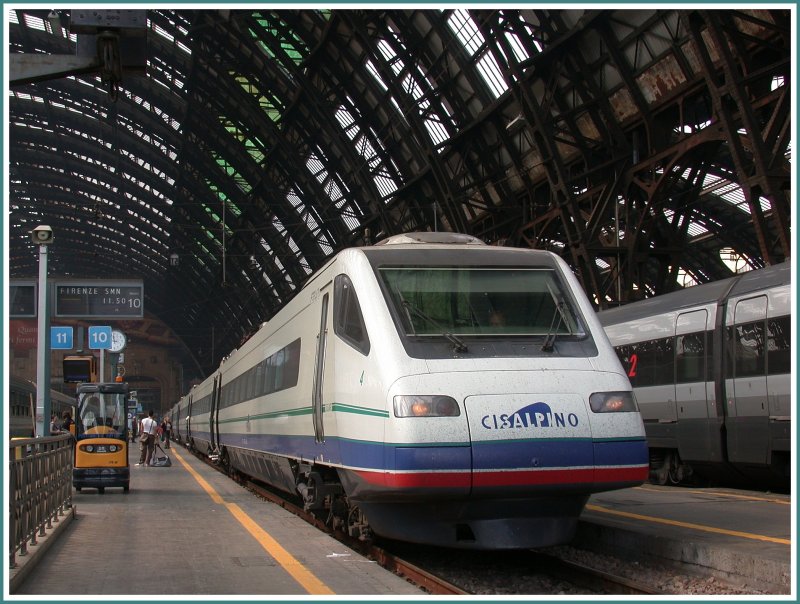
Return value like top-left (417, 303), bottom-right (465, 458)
top-left (8, 8), bottom-right (792, 377)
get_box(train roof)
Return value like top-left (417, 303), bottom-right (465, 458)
top-left (374, 232), bottom-right (485, 246)
top-left (598, 261), bottom-right (792, 326)
top-left (10, 374), bottom-right (35, 390)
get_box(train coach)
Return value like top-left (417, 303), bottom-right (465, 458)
top-left (10, 375), bottom-right (76, 438)
top-left (175, 232), bottom-right (649, 550)
top-left (598, 261), bottom-right (791, 489)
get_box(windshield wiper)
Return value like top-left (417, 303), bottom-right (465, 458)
top-left (400, 297), bottom-right (468, 353)
top-left (541, 297), bottom-right (567, 352)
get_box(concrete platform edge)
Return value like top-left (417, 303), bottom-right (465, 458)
top-left (10, 506), bottom-right (76, 594)
top-left (572, 519), bottom-right (790, 593)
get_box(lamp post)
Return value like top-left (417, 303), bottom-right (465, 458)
top-left (32, 225), bottom-right (54, 437)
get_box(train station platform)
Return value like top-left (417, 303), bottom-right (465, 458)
top-left (577, 484), bottom-right (792, 593)
top-left (10, 442), bottom-right (792, 596)
top-left (10, 443), bottom-right (424, 597)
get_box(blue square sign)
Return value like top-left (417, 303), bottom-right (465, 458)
top-left (51, 326), bottom-right (73, 350)
top-left (88, 325), bottom-right (112, 349)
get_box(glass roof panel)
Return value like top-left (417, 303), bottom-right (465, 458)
top-left (234, 73), bottom-right (283, 125)
top-left (251, 12), bottom-right (308, 67)
top-left (376, 31), bottom-right (454, 148)
top-left (447, 10), bottom-right (509, 98)
top-left (334, 102), bottom-right (398, 201)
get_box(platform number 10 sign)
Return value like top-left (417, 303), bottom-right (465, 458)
top-left (88, 325), bottom-right (112, 350)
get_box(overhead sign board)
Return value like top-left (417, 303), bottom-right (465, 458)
top-left (54, 280), bottom-right (144, 318)
top-left (10, 280), bottom-right (36, 317)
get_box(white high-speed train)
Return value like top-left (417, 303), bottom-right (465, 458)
top-left (599, 261), bottom-right (791, 488)
top-left (173, 232), bottom-right (648, 549)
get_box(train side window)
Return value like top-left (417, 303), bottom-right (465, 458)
top-left (334, 274), bottom-right (371, 356)
top-left (629, 337), bottom-right (673, 387)
top-left (230, 375), bottom-right (238, 406)
top-left (734, 320), bottom-right (765, 377)
top-left (767, 316), bottom-right (790, 375)
top-left (281, 339), bottom-right (301, 389)
top-left (676, 331), bottom-right (705, 383)
top-left (255, 361), bottom-right (265, 397)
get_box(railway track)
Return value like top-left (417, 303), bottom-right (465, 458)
top-left (192, 455), bottom-right (664, 595)
top-left (533, 553), bottom-right (666, 595)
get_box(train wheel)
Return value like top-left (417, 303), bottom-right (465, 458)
top-left (649, 450), bottom-right (670, 485)
top-left (123, 484), bottom-right (130, 493)
top-left (98, 487), bottom-right (105, 494)
top-left (219, 448), bottom-right (231, 475)
top-left (75, 487), bottom-right (82, 492)
top-left (346, 505), bottom-right (372, 541)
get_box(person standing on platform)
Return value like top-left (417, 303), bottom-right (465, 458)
top-left (137, 410), bottom-right (158, 466)
top-left (49, 414), bottom-right (61, 435)
top-left (164, 418), bottom-right (172, 449)
top-left (61, 411), bottom-right (74, 435)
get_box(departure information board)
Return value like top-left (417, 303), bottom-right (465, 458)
top-left (10, 281), bottom-right (36, 317)
top-left (54, 280), bottom-right (144, 318)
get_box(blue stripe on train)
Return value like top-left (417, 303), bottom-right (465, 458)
top-left (207, 431), bottom-right (647, 472)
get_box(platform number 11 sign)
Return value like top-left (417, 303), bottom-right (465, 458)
top-left (51, 326), bottom-right (73, 350)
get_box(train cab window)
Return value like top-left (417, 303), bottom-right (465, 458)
top-left (379, 267), bottom-right (583, 338)
top-left (334, 274), bottom-right (371, 356)
top-left (767, 316), bottom-right (790, 375)
top-left (676, 331), bottom-right (705, 383)
top-left (733, 320), bottom-right (765, 378)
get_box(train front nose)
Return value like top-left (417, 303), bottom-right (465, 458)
top-left (464, 394), bottom-right (595, 494)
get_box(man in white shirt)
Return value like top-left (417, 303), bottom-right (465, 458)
top-left (137, 409), bottom-right (158, 466)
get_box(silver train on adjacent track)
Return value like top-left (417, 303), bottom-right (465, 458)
top-left (598, 261), bottom-right (791, 489)
top-left (169, 232), bottom-right (649, 550)
top-left (10, 375), bottom-right (76, 438)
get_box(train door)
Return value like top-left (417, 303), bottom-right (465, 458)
top-left (726, 295), bottom-right (768, 464)
top-left (674, 310), bottom-right (715, 462)
top-left (312, 286), bottom-right (333, 443)
top-left (185, 394), bottom-right (194, 448)
top-left (210, 374), bottom-right (222, 452)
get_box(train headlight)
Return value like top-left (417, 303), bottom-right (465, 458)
top-left (393, 395), bottom-right (460, 417)
top-left (83, 444), bottom-right (94, 453)
top-left (108, 444), bottom-right (119, 453)
top-left (589, 391), bottom-right (638, 413)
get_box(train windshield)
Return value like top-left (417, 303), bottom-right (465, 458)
top-left (379, 267), bottom-right (584, 338)
top-left (77, 391), bottom-right (127, 438)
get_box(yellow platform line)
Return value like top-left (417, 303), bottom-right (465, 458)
top-left (172, 448), bottom-right (335, 595)
top-left (637, 484), bottom-right (790, 505)
top-left (585, 503), bottom-right (791, 545)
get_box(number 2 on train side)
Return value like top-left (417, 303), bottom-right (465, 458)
top-left (627, 354), bottom-right (638, 378)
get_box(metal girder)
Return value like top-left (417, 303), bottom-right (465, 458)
top-left (8, 8), bottom-right (791, 378)
top-left (684, 9), bottom-right (790, 264)
top-left (341, 11), bottom-right (469, 234)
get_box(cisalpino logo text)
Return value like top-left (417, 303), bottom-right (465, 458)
top-left (481, 402), bottom-right (579, 430)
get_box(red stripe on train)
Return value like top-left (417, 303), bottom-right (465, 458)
top-left (354, 465), bottom-right (649, 488)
